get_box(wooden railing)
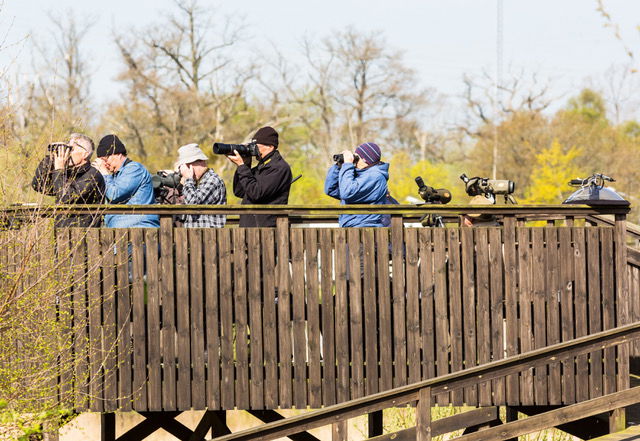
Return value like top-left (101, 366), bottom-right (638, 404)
top-left (0, 204), bottom-right (634, 413)
top-left (212, 321), bottom-right (640, 441)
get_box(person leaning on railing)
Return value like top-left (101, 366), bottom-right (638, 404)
top-left (93, 134), bottom-right (160, 228)
top-left (324, 142), bottom-right (391, 227)
top-left (174, 143), bottom-right (226, 228)
top-left (227, 126), bottom-right (292, 227)
top-left (31, 133), bottom-right (105, 228)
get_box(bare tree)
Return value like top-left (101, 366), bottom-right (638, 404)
top-left (108, 0), bottom-right (256, 169)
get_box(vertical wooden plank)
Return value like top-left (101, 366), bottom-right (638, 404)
top-left (600, 228), bottom-right (616, 395)
top-left (362, 229), bottom-right (379, 397)
top-left (145, 229), bottom-right (162, 411)
top-left (615, 215), bottom-right (630, 394)
top-left (531, 228), bottom-right (547, 405)
top-left (348, 229), bottom-right (364, 399)
top-left (320, 228), bottom-right (336, 406)
top-left (447, 228), bottom-right (463, 405)
top-left (419, 229), bottom-right (435, 382)
top-left (56, 229), bottom-right (73, 408)
top-left (433, 228), bottom-right (450, 405)
top-left (115, 229), bottom-right (132, 411)
top-left (405, 228), bottom-right (421, 387)
top-left (503, 216), bottom-right (520, 406)
top-left (460, 227), bottom-right (477, 406)
top-left (261, 229), bottom-right (278, 409)
top-left (586, 227), bottom-right (603, 399)
top-left (130, 229), bottom-right (147, 411)
top-left (100, 229), bottom-right (118, 412)
top-left (517, 227), bottom-right (534, 406)
top-left (277, 217), bottom-right (293, 408)
top-left (160, 216), bottom-right (177, 410)
top-left (391, 216), bottom-right (407, 388)
top-left (247, 229), bottom-right (264, 410)
top-left (573, 227), bottom-right (589, 402)
top-left (375, 228), bottom-right (393, 394)
top-left (71, 229), bottom-right (89, 411)
top-left (558, 227), bottom-right (575, 404)
top-left (488, 228), bottom-right (505, 405)
top-left (204, 229), bottom-right (221, 410)
top-left (334, 229), bottom-right (349, 403)
top-left (305, 229), bottom-right (322, 409)
top-left (475, 228), bottom-right (491, 406)
top-left (291, 228), bottom-right (308, 408)
top-left (86, 229), bottom-right (103, 412)
top-left (233, 228), bottom-right (249, 410)
top-left (631, 266), bottom-right (640, 358)
top-left (174, 228), bottom-right (191, 410)
top-left (189, 229), bottom-right (206, 410)
top-left (545, 227), bottom-right (561, 405)
top-left (218, 228), bottom-right (234, 409)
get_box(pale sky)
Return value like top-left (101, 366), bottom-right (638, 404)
top-left (1, 0), bottom-right (640, 116)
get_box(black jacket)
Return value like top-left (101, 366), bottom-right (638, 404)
top-left (233, 150), bottom-right (292, 227)
top-left (32, 157), bottom-right (106, 227)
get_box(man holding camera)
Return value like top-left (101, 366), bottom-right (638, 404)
top-left (175, 143), bottom-right (226, 227)
top-left (324, 142), bottom-right (390, 227)
top-left (94, 134), bottom-right (159, 228)
top-left (227, 126), bottom-right (292, 227)
top-left (31, 133), bottom-right (105, 227)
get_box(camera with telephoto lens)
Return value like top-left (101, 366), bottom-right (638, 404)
top-left (47, 142), bottom-right (72, 153)
top-left (152, 171), bottom-right (182, 204)
top-left (333, 153), bottom-right (360, 166)
top-left (212, 141), bottom-right (259, 157)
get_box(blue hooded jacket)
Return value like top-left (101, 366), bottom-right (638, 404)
top-left (103, 159), bottom-right (160, 228)
top-left (324, 162), bottom-right (390, 227)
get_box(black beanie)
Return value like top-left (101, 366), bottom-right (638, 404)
top-left (252, 126), bottom-right (279, 147)
top-left (97, 134), bottom-right (127, 157)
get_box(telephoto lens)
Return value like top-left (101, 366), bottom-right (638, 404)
top-left (212, 142), bottom-right (259, 157)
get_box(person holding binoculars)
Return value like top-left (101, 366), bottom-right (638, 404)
top-left (31, 133), bottom-right (105, 227)
top-left (324, 142), bottom-right (391, 227)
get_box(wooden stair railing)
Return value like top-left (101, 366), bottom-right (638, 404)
top-left (213, 321), bottom-right (640, 441)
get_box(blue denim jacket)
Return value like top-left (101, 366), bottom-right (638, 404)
top-left (103, 159), bottom-right (160, 228)
top-left (324, 162), bottom-right (390, 227)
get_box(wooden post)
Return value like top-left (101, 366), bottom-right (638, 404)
top-left (101, 413), bottom-right (115, 441)
top-left (416, 387), bottom-right (432, 441)
top-left (612, 213), bottom-right (630, 432)
top-left (332, 421), bottom-right (348, 441)
top-left (502, 215), bottom-right (519, 405)
top-left (368, 410), bottom-right (383, 437)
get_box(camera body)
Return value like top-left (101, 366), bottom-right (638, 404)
top-left (47, 142), bottom-right (72, 153)
top-left (213, 142), bottom-right (259, 157)
top-left (333, 153), bottom-right (360, 166)
top-left (152, 171), bottom-right (182, 204)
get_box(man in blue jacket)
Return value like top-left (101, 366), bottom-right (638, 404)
top-left (94, 134), bottom-right (160, 228)
top-left (324, 142), bottom-right (390, 227)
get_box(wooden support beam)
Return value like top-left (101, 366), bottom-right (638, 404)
top-left (247, 410), bottom-right (320, 441)
top-left (451, 386), bottom-right (640, 441)
top-left (368, 411), bottom-right (383, 437)
top-left (101, 413), bottom-right (115, 441)
top-left (369, 407), bottom-right (500, 441)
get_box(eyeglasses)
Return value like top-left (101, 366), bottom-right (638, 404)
top-left (69, 141), bottom-right (89, 152)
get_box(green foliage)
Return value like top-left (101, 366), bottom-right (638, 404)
top-left (522, 140), bottom-right (584, 204)
top-left (566, 88), bottom-right (607, 122)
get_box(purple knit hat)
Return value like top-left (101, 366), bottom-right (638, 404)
top-left (354, 142), bottom-right (382, 165)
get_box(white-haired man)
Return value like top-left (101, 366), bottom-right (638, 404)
top-left (175, 143), bottom-right (226, 227)
top-left (32, 133), bottom-right (105, 227)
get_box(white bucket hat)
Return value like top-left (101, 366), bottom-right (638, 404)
top-left (174, 143), bottom-right (209, 170)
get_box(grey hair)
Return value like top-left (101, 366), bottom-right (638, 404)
top-left (69, 133), bottom-right (95, 159)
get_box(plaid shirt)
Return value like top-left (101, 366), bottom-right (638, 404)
top-left (180, 169), bottom-right (226, 228)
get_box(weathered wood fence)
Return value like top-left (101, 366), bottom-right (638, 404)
top-left (0, 204), bottom-right (636, 414)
